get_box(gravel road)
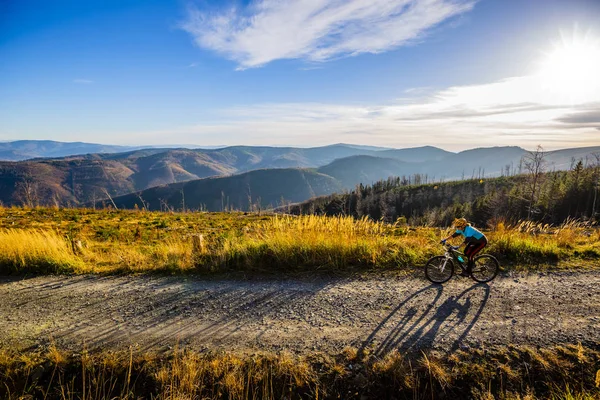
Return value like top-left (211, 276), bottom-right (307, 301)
top-left (1, 271), bottom-right (599, 355)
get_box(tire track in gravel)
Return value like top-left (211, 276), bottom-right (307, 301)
top-left (1, 271), bottom-right (599, 354)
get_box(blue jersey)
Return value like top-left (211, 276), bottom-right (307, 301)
top-left (453, 225), bottom-right (485, 242)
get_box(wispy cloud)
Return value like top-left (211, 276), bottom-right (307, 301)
top-left (556, 106), bottom-right (600, 126)
top-left (404, 86), bottom-right (434, 94)
top-left (73, 78), bottom-right (94, 84)
top-left (121, 73), bottom-right (600, 150)
top-left (180, 0), bottom-right (477, 69)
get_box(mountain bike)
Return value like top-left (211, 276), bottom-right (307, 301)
top-left (424, 243), bottom-right (499, 284)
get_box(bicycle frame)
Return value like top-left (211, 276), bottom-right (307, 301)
top-left (443, 244), bottom-right (468, 272)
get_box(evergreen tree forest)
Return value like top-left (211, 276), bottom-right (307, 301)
top-left (288, 155), bottom-right (600, 227)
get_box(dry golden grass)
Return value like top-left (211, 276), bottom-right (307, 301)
top-left (4, 344), bottom-right (598, 399)
top-left (0, 229), bottom-right (84, 274)
top-left (420, 352), bottom-right (451, 389)
top-left (0, 208), bottom-right (598, 275)
top-left (207, 215), bottom-right (432, 271)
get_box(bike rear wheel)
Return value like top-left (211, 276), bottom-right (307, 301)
top-left (424, 256), bottom-right (454, 284)
top-left (471, 254), bottom-right (499, 282)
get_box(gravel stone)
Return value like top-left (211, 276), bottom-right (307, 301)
top-left (0, 271), bottom-right (599, 355)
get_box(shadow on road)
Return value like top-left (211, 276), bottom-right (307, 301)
top-left (12, 276), bottom-right (337, 353)
top-left (361, 282), bottom-right (490, 356)
top-left (5, 276), bottom-right (492, 354)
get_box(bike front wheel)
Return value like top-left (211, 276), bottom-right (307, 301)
top-left (471, 254), bottom-right (500, 283)
top-left (424, 256), bottom-right (454, 284)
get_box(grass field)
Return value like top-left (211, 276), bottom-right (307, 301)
top-left (1, 207), bottom-right (599, 399)
top-left (0, 207), bottom-right (598, 275)
top-left (1, 344), bottom-right (599, 399)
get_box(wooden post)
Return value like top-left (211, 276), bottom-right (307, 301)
top-left (191, 234), bottom-right (204, 255)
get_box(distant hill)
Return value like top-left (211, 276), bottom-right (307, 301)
top-left (0, 140), bottom-right (139, 161)
top-left (378, 145), bottom-right (453, 163)
top-left (332, 143), bottom-right (392, 151)
top-left (421, 146), bottom-right (528, 179)
top-left (0, 144), bottom-right (376, 206)
top-left (0, 144), bottom-right (417, 206)
top-left (544, 146), bottom-right (600, 170)
top-left (0, 140), bottom-right (390, 162)
top-left (122, 149), bottom-right (237, 189)
top-left (2, 143), bottom-right (599, 209)
top-left (315, 146), bottom-right (454, 188)
top-left (100, 168), bottom-right (343, 212)
top-left (326, 146), bottom-right (600, 183)
top-left (317, 155), bottom-right (408, 188)
top-left (0, 140), bottom-right (216, 161)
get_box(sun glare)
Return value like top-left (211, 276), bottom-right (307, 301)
top-left (537, 33), bottom-right (600, 104)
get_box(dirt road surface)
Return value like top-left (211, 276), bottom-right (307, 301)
top-left (1, 271), bottom-right (599, 355)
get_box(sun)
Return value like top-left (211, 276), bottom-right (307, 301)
top-left (537, 32), bottom-right (600, 104)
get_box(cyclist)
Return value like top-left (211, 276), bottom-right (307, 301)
top-left (440, 218), bottom-right (488, 276)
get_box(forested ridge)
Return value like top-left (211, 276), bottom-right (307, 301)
top-left (288, 156), bottom-right (600, 227)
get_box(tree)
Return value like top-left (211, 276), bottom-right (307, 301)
top-left (522, 145), bottom-right (546, 220)
top-left (13, 174), bottom-right (39, 208)
top-left (180, 189), bottom-right (186, 212)
top-left (135, 192), bottom-right (149, 211)
top-left (591, 153), bottom-right (600, 220)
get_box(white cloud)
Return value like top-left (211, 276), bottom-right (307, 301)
top-left (180, 0), bottom-right (477, 68)
top-left (73, 79), bottom-right (94, 84)
top-left (119, 72), bottom-right (600, 150)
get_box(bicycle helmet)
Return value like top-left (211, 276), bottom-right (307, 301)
top-left (453, 218), bottom-right (468, 229)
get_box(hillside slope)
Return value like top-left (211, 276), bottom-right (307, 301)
top-left (422, 146), bottom-right (527, 179)
top-left (102, 168), bottom-right (343, 211)
top-left (0, 152), bottom-right (230, 206)
top-left (324, 146), bottom-right (600, 182)
top-left (378, 145), bottom-right (452, 163)
top-left (317, 155), bottom-right (409, 188)
top-left (3, 144), bottom-right (598, 209)
top-left (0, 144), bottom-right (390, 206)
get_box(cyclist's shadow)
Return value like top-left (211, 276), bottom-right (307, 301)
top-left (360, 283), bottom-right (490, 357)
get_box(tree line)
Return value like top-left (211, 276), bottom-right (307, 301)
top-left (289, 148), bottom-right (600, 227)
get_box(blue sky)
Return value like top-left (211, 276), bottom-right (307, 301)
top-left (1, 0), bottom-right (600, 150)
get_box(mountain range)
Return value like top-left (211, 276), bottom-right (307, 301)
top-left (1, 140), bottom-right (598, 210)
top-left (0, 140), bottom-right (141, 161)
top-left (0, 140), bottom-right (212, 161)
